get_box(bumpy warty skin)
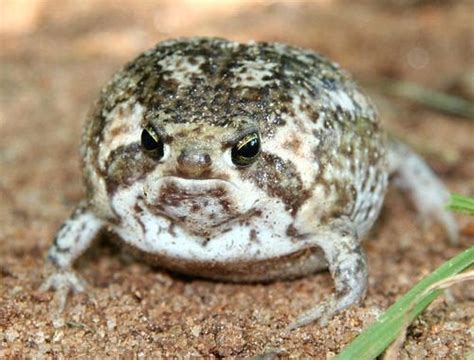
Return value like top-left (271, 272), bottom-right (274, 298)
top-left (43, 37), bottom-right (459, 329)
top-left (77, 37), bottom-right (387, 281)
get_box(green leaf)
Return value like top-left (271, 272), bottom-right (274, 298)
top-left (448, 193), bottom-right (474, 215)
top-left (335, 246), bottom-right (474, 360)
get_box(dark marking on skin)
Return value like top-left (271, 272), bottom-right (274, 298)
top-left (245, 152), bottom-right (311, 215)
top-left (133, 202), bottom-right (143, 214)
top-left (133, 202), bottom-right (146, 234)
top-left (104, 143), bottom-right (157, 194)
top-left (363, 207), bottom-right (371, 221)
top-left (158, 183), bottom-right (202, 207)
top-left (168, 222), bottom-right (176, 236)
top-left (286, 224), bottom-right (298, 238)
top-left (110, 124), bottom-right (127, 137)
top-left (249, 228), bottom-right (259, 243)
top-left (286, 224), bottom-right (309, 242)
top-left (159, 183), bottom-right (233, 216)
top-left (190, 203), bottom-right (201, 212)
top-left (148, 181), bottom-right (264, 237)
top-left (152, 182), bottom-right (251, 236)
top-left (52, 206), bottom-right (90, 252)
top-left (53, 244), bottom-right (71, 253)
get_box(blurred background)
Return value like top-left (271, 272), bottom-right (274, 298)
top-left (1, 1), bottom-right (473, 358)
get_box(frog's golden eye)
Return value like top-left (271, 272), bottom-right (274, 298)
top-left (231, 132), bottom-right (261, 166)
top-left (141, 126), bottom-right (164, 159)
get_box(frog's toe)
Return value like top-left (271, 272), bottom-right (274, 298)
top-left (287, 302), bottom-right (328, 330)
top-left (41, 271), bottom-right (86, 292)
top-left (287, 292), bottom-right (361, 331)
top-left (40, 270), bottom-right (87, 313)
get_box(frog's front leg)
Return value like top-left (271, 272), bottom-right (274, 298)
top-left (388, 139), bottom-right (458, 243)
top-left (288, 220), bottom-right (367, 330)
top-left (41, 201), bottom-right (104, 311)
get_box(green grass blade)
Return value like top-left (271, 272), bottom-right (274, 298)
top-left (448, 194), bottom-right (474, 215)
top-left (335, 246), bottom-right (474, 360)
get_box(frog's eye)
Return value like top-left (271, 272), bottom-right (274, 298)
top-left (231, 132), bottom-right (261, 166)
top-left (141, 126), bottom-right (164, 159)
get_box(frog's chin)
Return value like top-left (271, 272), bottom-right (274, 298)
top-left (142, 176), bottom-right (255, 235)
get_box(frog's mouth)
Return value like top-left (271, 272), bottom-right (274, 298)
top-left (143, 176), bottom-right (253, 236)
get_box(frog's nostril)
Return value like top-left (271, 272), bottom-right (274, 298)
top-left (177, 149), bottom-right (212, 177)
top-left (178, 149), bottom-right (211, 167)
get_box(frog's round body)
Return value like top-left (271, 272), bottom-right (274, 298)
top-left (43, 37), bottom-right (456, 328)
top-left (80, 38), bottom-right (387, 281)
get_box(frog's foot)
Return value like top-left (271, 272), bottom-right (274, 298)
top-left (40, 270), bottom-right (87, 313)
top-left (288, 293), bottom-right (356, 330)
top-left (288, 221), bottom-right (368, 330)
top-left (388, 140), bottom-right (458, 244)
top-left (40, 202), bottom-right (103, 314)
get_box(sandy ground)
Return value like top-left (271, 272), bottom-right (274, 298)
top-left (1, 0), bottom-right (473, 358)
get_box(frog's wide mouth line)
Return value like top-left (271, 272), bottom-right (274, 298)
top-left (157, 175), bottom-right (239, 193)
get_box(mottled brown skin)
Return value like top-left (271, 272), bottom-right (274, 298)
top-left (44, 38), bottom-right (456, 329)
top-left (82, 38), bottom-right (385, 236)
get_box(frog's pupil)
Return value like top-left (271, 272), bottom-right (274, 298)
top-left (141, 129), bottom-right (157, 150)
top-left (231, 134), bottom-right (260, 166)
top-left (238, 138), bottom-right (259, 158)
top-left (141, 129), bottom-right (164, 158)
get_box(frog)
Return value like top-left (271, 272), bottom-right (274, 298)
top-left (41, 37), bottom-right (457, 329)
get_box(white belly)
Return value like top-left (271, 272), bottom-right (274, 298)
top-left (112, 196), bottom-right (308, 263)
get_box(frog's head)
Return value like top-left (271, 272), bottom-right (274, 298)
top-left (134, 115), bottom-right (263, 236)
top-left (89, 95), bottom-right (277, 237)
top-left (83, 38), bottom-right (320, 237)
